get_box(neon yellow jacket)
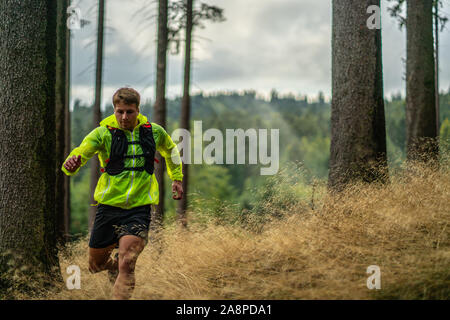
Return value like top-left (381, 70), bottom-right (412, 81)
top-left (61, 113), bottom-right (183, 209)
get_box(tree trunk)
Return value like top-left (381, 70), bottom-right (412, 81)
top-left (406, 0), bottom-right (438, 163)
top-left (90, 0), bottom-right (105, 230)
top-left (0, 0), bottom-right (60, 294)
top-left (328, 0), bottom-right (388, 191)
top-left (177, 0), bottom-right (194, 227)
top-left (434, 1), bottom-right (440, 140)
top-left (64, 3), bottom-right (72, 240)
top-left (152, 0), bottom-right (169, 229)
top-left (56, 0), bottom-right (70, 244)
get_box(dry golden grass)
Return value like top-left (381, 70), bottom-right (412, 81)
top-left (42, 161), bottom-right (449, 300)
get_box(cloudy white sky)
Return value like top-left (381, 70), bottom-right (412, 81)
top-left (70, 0), bottom-right (450, 108)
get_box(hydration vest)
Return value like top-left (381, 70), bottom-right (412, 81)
top-left (103, 121), bottom-right (157, 176)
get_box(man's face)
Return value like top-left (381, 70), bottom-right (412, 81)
top-left (114, 101), bottom-right (139, 131)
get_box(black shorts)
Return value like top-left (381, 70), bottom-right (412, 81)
top-left (89, 203), bottom-right (151, 249)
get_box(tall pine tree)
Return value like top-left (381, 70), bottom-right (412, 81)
top-left (0, 0), bottom-right (60, 295)
top-left (152, 0), bottom-right (169, 229)
top-left (56, 0), bottom-right (70, 244)
top-left (89, 0), bottom-right (105, 229)
top-left (406, 0), bottom-right (438, 163)
top-left (328, 0), bottom-right (388, 191)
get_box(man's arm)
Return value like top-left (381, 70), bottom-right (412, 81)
top-left (153, 123), bottom-right (183, 182)
top-left (152, 123), bottom-right (184, 199)
top-left (61, 127), bottom-right (106, 176)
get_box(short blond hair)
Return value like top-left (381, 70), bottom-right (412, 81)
top-left (112, 87), bottom-right (140, 108)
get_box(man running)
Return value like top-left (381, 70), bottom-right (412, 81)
top-left (62, 87), bottom-right (183, 299)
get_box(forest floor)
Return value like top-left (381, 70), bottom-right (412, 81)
top-left (25, 160), bottom-right (450, 300)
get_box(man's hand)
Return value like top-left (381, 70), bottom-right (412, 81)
top-left (64, 155), bottom-right (82, 173)
top-left (172, 180), bottom-right (183, 200)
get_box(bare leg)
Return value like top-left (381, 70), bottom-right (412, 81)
top-left (88, 243), bottom-right (118, 274)
top-left (113, 235), bottom-right (146, 300)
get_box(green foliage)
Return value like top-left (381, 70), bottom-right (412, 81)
top-left (298, 135), bottom-right (330, 178)
top-left (69, 163), bottom-right (91, 237)
top-left (441, 118), bottom-right (450, 141)
top-left (385, 96), bottom-right (407, 168)
top-left (440, 118), bottom-right (450, 159)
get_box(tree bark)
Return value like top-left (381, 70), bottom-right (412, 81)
top-left (434, 1), bottom-right (440, 140)
top-left (177, 0), bottom-right (194, 227)
top-left (152, 0), bottom-right (169, 229)
top-left (56, 0), bottom-right (70, 244)
top-left (0, 0), bottom-right (60, 294)
top-left (328, 0), bottom-right (388, 191)
top-left (64, 2), bottom-right (72, 241)
top-left (90, 0), bottom-right (105, 230)
top-left (406, 0), bottom-right (438, 163)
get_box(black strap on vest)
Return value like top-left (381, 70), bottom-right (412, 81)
top-left (104, 122), bottom-right (156, 176)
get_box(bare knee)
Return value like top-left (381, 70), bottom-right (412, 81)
top-left (117, 235), bottom-right (145, 275)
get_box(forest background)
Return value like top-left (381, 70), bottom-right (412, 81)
top-left (69, 90), bottom-right (450, 236)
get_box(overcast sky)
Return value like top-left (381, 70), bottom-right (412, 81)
top-left (69, 0), bottom-right (450, 108)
